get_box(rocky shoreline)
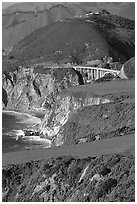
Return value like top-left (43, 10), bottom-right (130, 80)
top-left (2, 110), bottom-right (53, 151)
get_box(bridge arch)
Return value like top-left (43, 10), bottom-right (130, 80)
top-left (73, 66), bottom-right (120, 82)
top-left (102, 71), bottom-right (117, 78)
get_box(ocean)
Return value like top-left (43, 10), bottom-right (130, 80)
top-left (2, 111), bottom-right (50, 153)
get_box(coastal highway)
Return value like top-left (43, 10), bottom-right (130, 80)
top-left (3, 134), bottom-right (135, 166)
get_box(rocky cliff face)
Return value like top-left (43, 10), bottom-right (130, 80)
top-left (2, 67), bottom-right (135, 148)
top-left (56, 95), bottom-right (135, 146)
top-left (3, 66), bottom-right (112, 147)
top-left (2, 67), bottom-right (135, 202)
top-left (2, 67), bottom-right (80, 111)
top-left (40, 92), bottom-right (111, 146)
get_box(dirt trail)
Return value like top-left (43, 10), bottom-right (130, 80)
top-left (3, 134), bottom-right (134, 166)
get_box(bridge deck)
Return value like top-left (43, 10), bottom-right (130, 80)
top-left (42, 65), bottom-right (120, 74)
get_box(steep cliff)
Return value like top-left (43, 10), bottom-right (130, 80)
top-left (55, 95), bottom-right (134, 146)
top-left (2, 67), bottom-right (135, 148)
top-left (39, 90), bottom-right (134, 147)
top-left (2, 67), bottom-right (80, 111)
top-left (40, 92), bottom-right (111, 146)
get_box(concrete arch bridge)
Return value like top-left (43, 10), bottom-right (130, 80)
top-left (73, 66), bottom-right (120, 82)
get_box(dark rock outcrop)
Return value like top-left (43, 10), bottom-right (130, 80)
top-left (2, 88), bottom-right (8, 107)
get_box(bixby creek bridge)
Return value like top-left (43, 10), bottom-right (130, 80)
top-left (72, 66), bottom-right (120, 81)
top-left (42, 64), bottom-right (121, 81)
top-left (24, 64), bottom-right (121, 82)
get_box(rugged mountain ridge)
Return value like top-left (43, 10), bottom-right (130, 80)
top-left (3, 2), bottom-right (135, 49)
top-left (3, 2), bottom-right (135, 17)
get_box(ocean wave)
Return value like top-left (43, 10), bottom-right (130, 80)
top-left (4, 129), bottom-right (51, 146)
top-left (2, 110), bottom-right (41, 124)
top-left (3, 111), bottom-right (51, 152)
top-left (24, 144), bottom-right (50, 150)
top-left (22, 135), bottom-right (51, 144)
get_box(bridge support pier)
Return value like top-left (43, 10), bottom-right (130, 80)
top-left (96, 69), bottom-right (99, 79)
top-left (87, 69), bottom-right (90, 80)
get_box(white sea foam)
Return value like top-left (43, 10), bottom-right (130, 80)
top-left (3, 111), bottom-right (51, 151)
top-left (22, 135), bottom-right (51, 144)
top-left (2, 110), bottom-right (41, 125)
top-left (6, 129), bottom-right (51, 144)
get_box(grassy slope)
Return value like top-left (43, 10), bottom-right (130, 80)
top-left (2, 6), bottom-right (73, 48)
top-left (8, 13), bottom-right (134, 67)
top-left (2, 2), bottom-right (135, 49)
top-left (10, 20), bottom-right (109, 62)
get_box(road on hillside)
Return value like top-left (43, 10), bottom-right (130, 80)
top-left (2, 134), bottom-right (134, 166)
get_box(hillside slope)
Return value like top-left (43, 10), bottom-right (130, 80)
top-left (9, 13), bottom-right (134, 65)
top-left (3, 151), bottom-right (135, 201)
top-left (2, 2), bottom-right (135, 49)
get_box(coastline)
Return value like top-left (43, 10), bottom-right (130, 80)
top-left (2, 110), bottom-right (52, 152)
top-left (2, 110), bottom-right (42, 125)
